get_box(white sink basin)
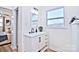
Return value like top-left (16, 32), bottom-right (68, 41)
top-left (24, 32), bottom-right (45, 38)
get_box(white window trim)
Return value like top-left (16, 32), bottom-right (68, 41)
top-left (46, 7), bottom-right (65, 29)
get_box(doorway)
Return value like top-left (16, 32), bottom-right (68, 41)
top-left (15, 7), bottom-right (19, 51)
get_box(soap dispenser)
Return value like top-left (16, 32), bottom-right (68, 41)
top-left (31, 28), bottom-right (34, 33)
top-left (35, 28), bottom-right (37, 32)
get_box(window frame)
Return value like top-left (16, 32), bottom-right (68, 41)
top-left (46, 7), bottom-right (65, 29)
top-left (0, 17), bottom-right (3, 27)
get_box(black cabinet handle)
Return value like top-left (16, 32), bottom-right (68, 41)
top-left (39, 37), bottom-right (41, 43)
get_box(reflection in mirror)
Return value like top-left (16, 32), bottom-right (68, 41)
top-left (32, 13), bottom-right (38, 25)
top-left (31, 7), bottom-right (38, 27)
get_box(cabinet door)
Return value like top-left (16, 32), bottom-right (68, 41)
top-left (38, 35), bottom-right (45, 50)
top-left (24, 36), bottom-right (39, 52)
top-left (31, 37), bottom-right (39, 52)
top-left (24, 37), bottom-right (33, 52)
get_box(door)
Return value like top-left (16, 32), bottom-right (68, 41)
top-left (31, 37), bottom-right (39, 52)
top-left (15, 7), bottom-right (19, 51)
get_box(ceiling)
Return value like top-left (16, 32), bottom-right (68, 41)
top-left (1, 6), bottom-right (17, 10)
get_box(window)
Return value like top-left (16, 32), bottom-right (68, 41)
top-left (47, 7), bottom-right (64, 28)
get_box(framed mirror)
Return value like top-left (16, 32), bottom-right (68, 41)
top-left (31, 7), bottom-right (38, 28)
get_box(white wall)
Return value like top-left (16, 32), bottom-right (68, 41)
top-left (17, 6), bottom-right (79, 52)
top-left (38, 6), bottom-right (79, 52)
top-left (18, 6), bottom-right (32, 51)
top-left (11, 10), bottom-right (17, 49)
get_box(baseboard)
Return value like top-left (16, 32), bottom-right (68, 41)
top-left (49, 46), bottom-right (64, 52)
top-left (10, 45), bottom-right (18, 51)
top-left (47, 48), bottom-right (57, 52)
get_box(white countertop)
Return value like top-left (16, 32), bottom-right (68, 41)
top-left (24, 32), bottom-right (45, 38)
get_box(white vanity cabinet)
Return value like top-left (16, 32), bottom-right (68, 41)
top-left (24, 32), bottom-right (48, 52)
top-left (71, 20), bottom-right (79, 51)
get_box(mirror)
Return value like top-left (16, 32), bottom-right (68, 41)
top-left (31, 7), bottom-right (38, 28)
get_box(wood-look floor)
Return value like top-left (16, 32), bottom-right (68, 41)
top-left (45, 48), bottom-right (56, 52)
top-left (0, 44), bottom-right (55, 52)
top-left (0, 44), bottom-right (13, 52)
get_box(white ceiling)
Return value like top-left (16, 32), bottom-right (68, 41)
top-left (1, 6), bottom-right (17, 10)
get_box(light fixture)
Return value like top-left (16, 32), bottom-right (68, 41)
top-left (69, 16), bottom-right (79, 24)
top-left (31, 7), bottom-right (38, 14)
